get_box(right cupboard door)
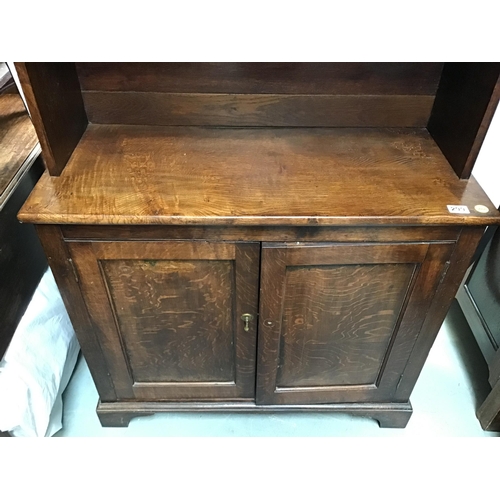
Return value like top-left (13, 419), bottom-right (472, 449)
top-left (256, 241), bottom-right (454, 405)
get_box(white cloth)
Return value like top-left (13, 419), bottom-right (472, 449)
top-left (0, 269), bottom-right (80, 436)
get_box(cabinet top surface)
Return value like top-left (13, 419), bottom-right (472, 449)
top-left (18, 124), bottom-right (500, 226)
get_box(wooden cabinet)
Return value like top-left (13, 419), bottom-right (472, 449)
top-left (15, 63), bottom-right (500, 429)
top-left (68, 240), bottom-right (259, 401)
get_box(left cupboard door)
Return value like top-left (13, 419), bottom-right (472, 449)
top-left (67, 240), bottom-right (260, 401)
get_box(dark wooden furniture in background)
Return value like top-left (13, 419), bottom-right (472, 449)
top-left (0, 64), bottom-right (47, 361)
top-left (457, 223), bottom-right (500, 431)
top-left (16, 63), bottom-right (500, 429)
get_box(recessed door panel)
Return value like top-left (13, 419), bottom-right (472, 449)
top-left (68, 241), bottom-right (259, 401)
top-left (257, 242), bottom-right (454, 405)
top-left (277, 263), bottom-right (415, 388)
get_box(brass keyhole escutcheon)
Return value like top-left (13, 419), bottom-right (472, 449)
top-left (241, 313), bottom-right (254, 332)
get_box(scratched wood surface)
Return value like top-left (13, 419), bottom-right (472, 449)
top-left (102, 259), bottom-right (235, 383)
top-left (18, 125), bottom-right (500, 226)
top-left (67, 240), bottom-right (260, 400)
top-left (0, 92), bottom-right (38, 198)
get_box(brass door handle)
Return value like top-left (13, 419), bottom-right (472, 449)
top-left (241, 313), bottom-right (254, 332)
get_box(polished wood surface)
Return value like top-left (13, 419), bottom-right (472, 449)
top-left (256, 241), bottom-right (455, 405)
top-left (0, 92), bottom-right (38, 202)
top-left (76, 63), bottom-right (443, 95)
top-left (18, 125), bottom-right (500, 226)
top-left (67, 240), bottom-right (259, 400)
top-left (82, 92), bottom-right (434, 127)
top-left (428, 63), bottom-right (500, 179)
top-left (15, 63), bottom-right (88, 176)
top-left (18, 63), bottom-right (500, 429)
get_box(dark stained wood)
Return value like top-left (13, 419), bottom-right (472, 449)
top-left (276, 263), bottom-right (415, 388)
top-left (16, 63), bottom-right (500, 430)
top-left (477, 377), bottom-right (500, 431)
top-left (83, 92), bottom-right (434, 128)
top-left (35, 225), bottom-right (117, 401)
top-left (61, 224), bottom-right (461, 243)
top-left (457, 222), bottom-right (500, 431)
top-left (465, 227), bottom-right (500, 352)
top-left (14, 63), bottom-right (88, 176)
top-left (18, 125), bottom-right (500, 226)
top-left (0, 91), bottom-right (38, 200)
top-left (456, 283), bottom-right (498, 365)
top-left (256, 241), bottom-right (455, 405)
top-left (0, 156), bottom-right (47, 359)
top-left (428, 63), bottom-right (500, 179)
top-left (76, 62), bottom-right (443, 95)
top-left (395, 227), bottom-right (485, 401)
top-left (67, 240), bottom-right (260, 400)
top-left (96, 400), bottom-right (413, 428)
top-left (103, 259), bottom-right (236, 383)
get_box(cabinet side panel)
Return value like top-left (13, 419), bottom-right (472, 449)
top-left (15, 63), bottom-right (88, 176)
top-left (35, 226), bottom-right (117, 401)
top-left (427, 63), bottom-right (500, 179)
top-left (395, 227), bottom-right (485, 400)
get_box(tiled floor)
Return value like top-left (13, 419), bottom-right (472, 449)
top-left (55, 300), bottom-right (499, 437)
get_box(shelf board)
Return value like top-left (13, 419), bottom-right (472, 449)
top-left (19, 124), bottom-right (500, 226)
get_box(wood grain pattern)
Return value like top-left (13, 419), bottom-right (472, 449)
top-left (91, 240), bottom-right (235, 261)
top-left (256, 241), bottom-right (455, 405)
top-left (282, 242), bottom-right (429, 265)
top-left (76, 62), bottom-right (443, 95)
top-left (102, 259), bottom-right (235, 383)
top-left (82, 92), bottom-right (434, 127)
top-left (0, 92), bottom-right (38, 198)
top-left (68, 240), bottom-right (259, 400)
top-left (428, 63), bottom-right (500, 179)
top-left (61, 225), bottom-right (461, 243)
top-left (276, 263), bottom-right (415, 388)
top-left (15, 62), bottom-right (88, 176)
top-left (18, 125), bottom-right (500, 226)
